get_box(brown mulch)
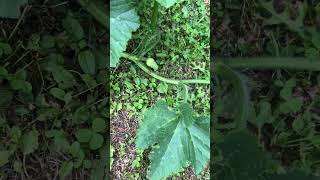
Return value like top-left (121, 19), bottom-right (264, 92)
top-left (1, 151), bottom-right (90, 180)
top-left (110, 110), bottom-right (148, 180)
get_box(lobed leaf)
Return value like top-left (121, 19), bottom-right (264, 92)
top-left (258, 0), bottom-right (306, 35)
top-left (110, 0), bottom-right (140, 67)
top-left (0, 0), bottom-right (27, 19)
top-left (136, 100), bottom-right (210, 180)
top-left (217, 130), bottom-right (271, 180)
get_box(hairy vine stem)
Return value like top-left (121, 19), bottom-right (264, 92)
top-left (213, 62), bottom-right (249, 130)
top-left (215, 57), bottom-right (320, 71)
top-left (122, 53), bottom-right (210, 85)
top-left (212, 57), bottom-right (320, 130)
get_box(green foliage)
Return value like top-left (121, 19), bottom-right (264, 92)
top-left (110, 0), bottom-right (140, 67)
top-left (78, 50), bottom-right (96, 74)
top-left (258, 0), bottom-right (320, 50)
top-left (216, 130), bottom-right (271, 180)
top-left (76, 129), bottom-right (92, 143)
top-left (258, 0), bottom-right (306, 35)
top-left (0, 0), bottom-right (27, 18)
top-left (146, 58), bottom-right (159, 71)
top-left (136, 100), bottom-right (210, 180)
top-left (215, 130), bottom-right (320, 180)
top-left (92, 118), bottom-right (106, 133)
top-left (156, 82), bottom-right (168, 94)
top-left (214, 0), bottom-right (320, 179)
top-left (0, 86), bottom-right (13, 109)
top-left (62, 14), bottom-right (85, 42)
top-left (110, 0), bottom-right (209, 179)
top-left (156, 0), bottom-right (180, 8)
top-left (22, 130), bottom-right (39, 155)
top-left (0, 0), bottom-right (108, 178)
top-left (89, 133), bottom-right (104, 150)
top-left (50, 88), bottom-right (67, 101)
top-left (266, 171), bottom-right (320, 180)
top-left (59, 161), bottom-right (74, 180)
top-left (0, 151), bottom-right (10, 167)
top-left (214, 63), bottom-right (250, 129)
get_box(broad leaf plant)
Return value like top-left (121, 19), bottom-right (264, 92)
top-left (110, 0), bottom-right (210, 179)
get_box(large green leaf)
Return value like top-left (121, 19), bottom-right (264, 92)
top-left (0, 0), bottom-right (27, 19)
top-left (216, 130), bottom-right (271, 180)
top-left (136, 100), bottom-right (210, 180)
top-left (258, 0), bottom-right (306, 35)
top-left (110, 0), bottom-right (140, 67)
top-left (156, 0), bottom-right (179, 8)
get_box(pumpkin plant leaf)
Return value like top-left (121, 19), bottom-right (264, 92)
top-left (110, 0), bottom-right (140, 67)
top-left (258, 0), bottom-right (307, 35)
top-left (136, 100), bottom-right (210, 180)
top-left (0, 0), bottom-right (27, 19)
top-left (217, 130), bottom-right (271, 180)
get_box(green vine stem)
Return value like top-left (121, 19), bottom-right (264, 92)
top-left (151, 1), bottom-right (159, 31)
top-left (77, 0), bottom-right (108, 29)
top-left (213, 62), bottom-right (249, 130)
top-left (122, 53), bottom-right (210, 85)
top-left (216, 57), bottom-right (320, 71)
